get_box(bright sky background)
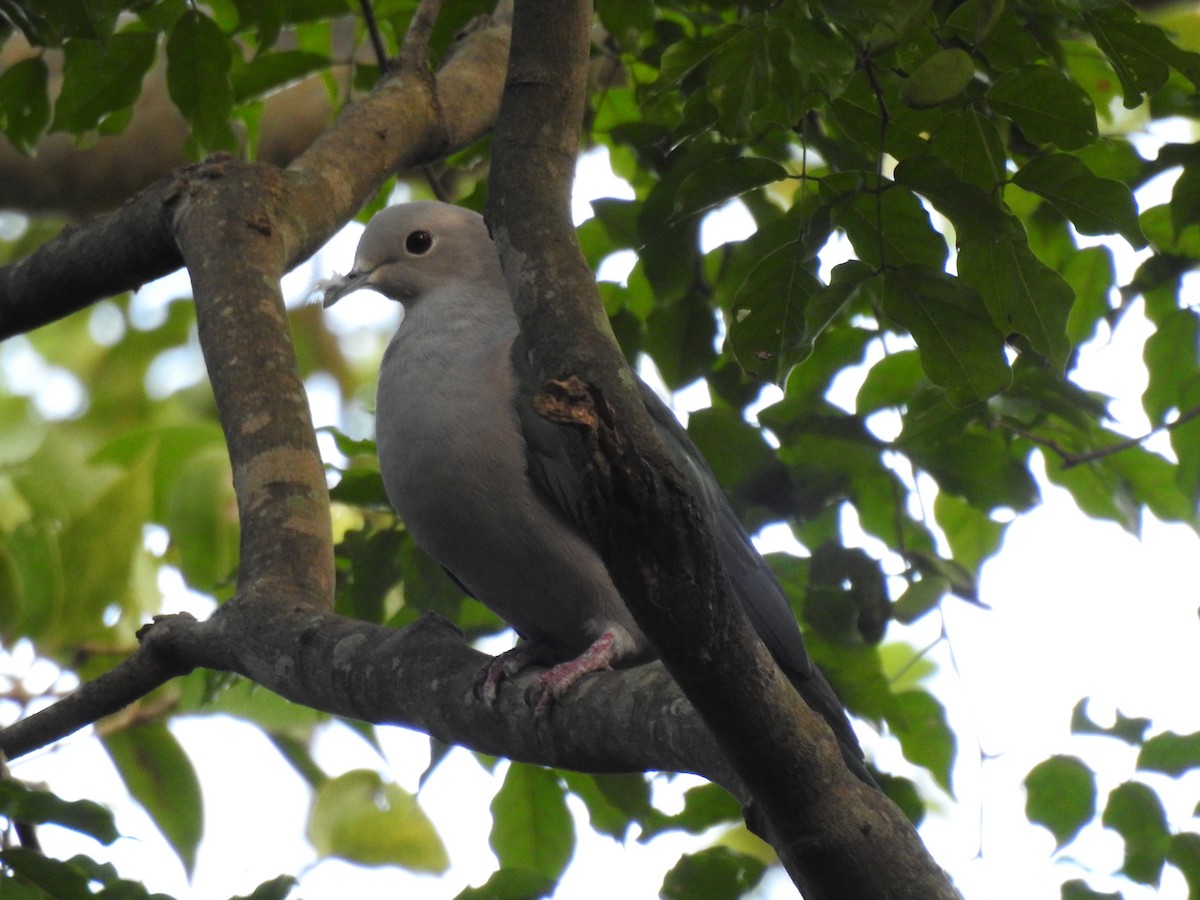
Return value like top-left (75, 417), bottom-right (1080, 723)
top-left (3, 139), bottom-right (1200, 900)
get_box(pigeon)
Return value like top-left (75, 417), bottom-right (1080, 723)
top-left (322, 201), bottom-right (874, 785)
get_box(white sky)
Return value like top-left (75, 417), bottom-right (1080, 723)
top-left (4, 143), bottom-right (1200, 899)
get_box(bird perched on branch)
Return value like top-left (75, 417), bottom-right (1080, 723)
top-left (322, 201), bottom-right (874, 786)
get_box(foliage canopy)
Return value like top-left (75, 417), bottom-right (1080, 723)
top-left (1, 0), bottom-right (1199, 897)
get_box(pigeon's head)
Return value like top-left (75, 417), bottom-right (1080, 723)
top-left (322, 201), bottom-right (500, 308)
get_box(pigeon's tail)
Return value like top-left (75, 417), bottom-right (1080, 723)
top-left (790, 665), bottom-right (879, 790)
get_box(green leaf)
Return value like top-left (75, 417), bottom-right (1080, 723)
top-left (900, 48), bottom-right (975, 108)
top-left (0, 56), bottom-right (50, 154)
top-left (639, 783), bottom-right (742, 841)
top-left (558, 772), bottom-right (652, 840)
top-left (307, 770), bottom-right (448, 872)
top-left (1063, 245), bottom-right (1116, 347)
top-left (1061, 879), bottom-right (1122, 900)
top-left (882, 267), bottom-right (1011, 405)
top-left (1085, 6), bottom-right (1200, 108)
top-left (1013, 154), bottom-right (1146, 249)
top-left (167, 10), bottom-right (237, 153)
top-left (490, 764), bottom-right (574, 884)
top-left (660, 847), bottom-right (767, 900)
top-left (103, 722), bottom-right (204, 876)
top-left (932, 491), bottom-right (1005, 573)
top-left (1138, 730), bottom-right (1200, 777)
top-left (0, 781), bottom-right (119, 845)
top-left (233, 875), bottom-right (299, 900)
top-left (52, 32), bottom-right (157, 134)
top-left (1024, 755), bottom-right (1096, 848)
top-left (987, 65), bottom-right (1098, 150)
top-left (705, 18), bottom-right (794, 137)
top-left (1169, 831), bottom-right (1200, 899)
top-left (673, 157), bottom-right (788, 222)
top-left (453, 868), bottom-right (555, 900)
top-left (57, 445), bottom-right (157, 642)
top-left (896, 691), bottom-right (955, 791)
top-left (1171, 164), bottom-right (1200, 236)
top-left (831, 182), bottom-right (949, 270)
top-left (856, 349), bottom-right (925, 414)
top-left (162, 444), bottom-right (238, 593)
top-left (1143, 309), bottom-right (1200, 425)
top-left (727, 240), bottom-right (822, 385)
top-left (1102, 781), bottom-right (1171, 885)
top-left (894, 154), bottom-right (1018, 244)
top-left (230, 50), bottom-right (329, 104)
top-left (41, 0), bottom-right (125, 42)
top-left (957, 236), bottom-right (1074, 374)
top-left (927, 109), bottom-right (1007, 192)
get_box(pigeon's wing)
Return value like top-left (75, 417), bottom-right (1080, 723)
top-left (510, 335), bottom-right (871, 781)
top-left (509, 334), bottom-right (810, 673)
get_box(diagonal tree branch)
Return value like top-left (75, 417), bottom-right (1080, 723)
top-left (484, 0), bottom-right (957, 897)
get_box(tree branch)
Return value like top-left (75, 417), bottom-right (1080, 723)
top-left (0, 5), bottom-right (511, 341)
top-left (485, 1), bottom-right (956, 897)
top-left (0, 609), bottom-right (742, 797)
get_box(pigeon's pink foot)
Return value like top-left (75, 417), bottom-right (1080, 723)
top-left (528, 631), bottom-right (617, 716)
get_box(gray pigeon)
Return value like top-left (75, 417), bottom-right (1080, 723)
top-left (322, 201), bottom-right (874, 785)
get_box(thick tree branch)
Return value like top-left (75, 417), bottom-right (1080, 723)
top-left (0, 609), bottom-right (741, 797)
top-left (485, 1), bottom-right (956, 897)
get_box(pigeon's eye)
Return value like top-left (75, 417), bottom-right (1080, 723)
top-left (405, 230), bottom-right (433, 255)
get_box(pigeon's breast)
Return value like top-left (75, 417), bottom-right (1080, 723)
top-left (374, 314), bottom-right (649, 660)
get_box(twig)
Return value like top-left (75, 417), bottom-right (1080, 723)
top-left (0, 614), bottom-right (201, 762)
top-left (399, 0), bottom-right (444, 72)
top-left (1006, 400), bottom-right (1200, 470)
top-left (359, 0), bottom-right (391, 71)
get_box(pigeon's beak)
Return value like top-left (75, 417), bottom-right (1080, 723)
top-left (321, 268), bottom-right (375, 308)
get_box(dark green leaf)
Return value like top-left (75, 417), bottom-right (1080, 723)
top-left (831, 182), bottom-right (948, 270)
top-left (233, 875), bottom-right (298, 900)
top-left (727, 238), bottom-right (822, 385)
top-left (0, 781), bottom-right (118, 845)
top-left (41, 0), bottom-right (125, 42)
top-left (639, 783), bottom-right (742, 841)
top-left (52, 32), bottom-right (157, 134)
top-left (894, 154), bottom-right (1018, 244)
top-left (230, 50), bottom-right (330, 104)
top-left (0, 56), bottom-right (50, 153)
top-left (660, 847), bottom-right (766, 900)
top-left (102, 723), bottom-right (203, 876)
top-left (1169, 831), bottom-right (1200, 899)
top-left (957, 236), bottom-right (1074, 374)
top-left (558, 772), bottom-right (653, 841)
top-left (1138, 730), bottom-right (1200, 777)
top-left (1013, 154), bottom-right (1146, 249)
top-left (167, 10), bottom-right (237, 153)
top-left (987, 66), bottom-right (1098, 150)
top-left (673, 157), bottom-right (788, 222)
top-left (490, 765), bottom-right (574, 884)
top-left (453, 868), bottom-right (555, 900)
top-left (1061, 879), bottom-right (1122, 900)
top-left (927, 109), bottom-right (1007, 193)
top-left (1085, 6), bottom-right (1200, 108)
top-left (1024, 755), bottom-right (1096, 848)
top-left (882, 267), bottom-right (1011, 405)
top-left (1171, 164), bottom-right (1200, 236)
top-left (1102, 781), bottom-right (1170, 885)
